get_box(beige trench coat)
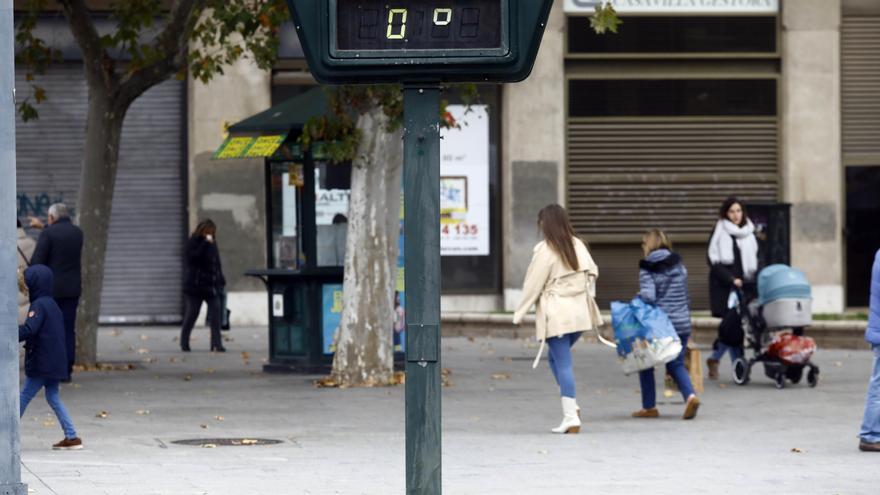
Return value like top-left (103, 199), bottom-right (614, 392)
top-left (17, 228), bottom-right (36, 324)
top-left (513, 238), bottom-right (603, 365)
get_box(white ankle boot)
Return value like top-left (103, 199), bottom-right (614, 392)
top-left (551, 397), bottom-right (581, 434)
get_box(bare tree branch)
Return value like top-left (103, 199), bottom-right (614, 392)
top-left (57, 0), bottom-right (115, 89)
top-left (116, 0), bottom-right (205, 109)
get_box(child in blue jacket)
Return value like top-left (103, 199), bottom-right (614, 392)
top-left (632, 230), bottom-right (701, 420)
top-left (19, 265), bottom-right (82, 450)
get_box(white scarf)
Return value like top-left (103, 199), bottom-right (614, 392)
top-left (708, 219), bottom-right (759, 281)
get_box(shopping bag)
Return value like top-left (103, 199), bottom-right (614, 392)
top-left (611, 297), bottom-right (682, 375)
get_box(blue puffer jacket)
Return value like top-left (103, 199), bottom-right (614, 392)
top-left (19, 265), bottom-right (69, 380)
top-left (640, 249), bottom-right (692, 335)
top-left (867, 249), bottom-right (880, 346)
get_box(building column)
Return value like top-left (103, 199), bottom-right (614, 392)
top-left (782, 0), bottom-right (844, 313)
top-left (188, 58), bottom-right (271, 325)
top-left (501, 1), bottom-right (566, 311)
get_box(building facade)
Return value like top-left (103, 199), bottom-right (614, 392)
top-left (15, 0), bottom-right (879, 325)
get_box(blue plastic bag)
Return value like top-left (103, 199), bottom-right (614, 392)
top-left (610, 297), bottom-right (682, 375)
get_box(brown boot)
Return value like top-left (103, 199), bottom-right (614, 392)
top-left (53, 437), bottom-right (83, 450)
top-left (683, 395), bottom-right (701, 420)
top-left (631, 408), bottom-right (659, 418)
top-left (707, 358), bottom-right (719, 380)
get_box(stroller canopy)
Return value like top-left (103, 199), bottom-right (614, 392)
top-left (758, 264), bottom-right (812, 305)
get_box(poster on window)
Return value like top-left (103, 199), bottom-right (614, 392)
top-left (440, 104), bottom-right (490, 256)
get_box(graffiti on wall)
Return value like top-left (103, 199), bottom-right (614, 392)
top-left (16, 192), bottom-right (73, 219)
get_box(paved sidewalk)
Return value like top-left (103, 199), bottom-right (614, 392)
top-left (17, 326), bottom-right (877, 494)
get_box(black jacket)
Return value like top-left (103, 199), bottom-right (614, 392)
top-left (183, 236), bottom-right (226, 298)
top-left (708, 234), bottom-right (760, 318)
top-left (19, 265), bottom-right (69, 380)
top-left (31, 217), bottom-right (83, 299)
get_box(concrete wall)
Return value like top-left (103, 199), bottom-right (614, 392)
top-left (188, 58), bottom-right (272, 325)
top-left (501, 0), bottom-right (566, 311)
top-left (781, 0), bottom-right (845, 313)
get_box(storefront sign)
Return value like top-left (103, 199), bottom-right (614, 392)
top-left (440, 105), bottom-right (491, 256)
top-left (564, 0), bottom-right (778, 14)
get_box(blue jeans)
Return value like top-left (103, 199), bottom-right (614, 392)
top-left (710, 342), bottom-right (743, 363)
top-left (639, 335), bottom-right (696, 409)
top-left (21, 377), bottom-right (77, 439)
top-left (860, 346), bottom-right (880, 443)
top-left (547, 332), bottom-right (581, 398)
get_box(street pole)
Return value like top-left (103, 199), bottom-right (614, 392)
top-left (0, 1), bottom-right (27, 494)
top-left (403, 85), bottom-right (442, 495)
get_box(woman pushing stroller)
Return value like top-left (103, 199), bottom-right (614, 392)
top-left (707, 197), bottom-right (760, 380)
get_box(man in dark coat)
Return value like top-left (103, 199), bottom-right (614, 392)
top-left (19, 265), bottom-right (83, 450)
top-left (30, 203), bottom-right (84, 378)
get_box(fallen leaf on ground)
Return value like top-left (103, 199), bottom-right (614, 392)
top-left (791, 448), bottom-right (803, 453)
top-left (833, 361), bottom-right (843, 367)
top-left (142, 357), bottom-right (157, 364)
top-left (214, 416), bottom-right (224, 421)
top-left (136, 348), bottom-right (150, 355)
top-left (95, 411), bottom-right (109, 419)
top-left (663, 390), bottom-right (675, 398)
top-left (467, 336), bottom-right (475, 342)
top-left (240, 439), bottom-right (258, 445)
top-left (502, 357), bottom-right (513, 363)
top-left (169, 357), bottom-right (181, 363)
top-left (491, 373), bottom-right (511, 380)
top-left (241, 352), bottom-right (250, 360)
top-left (538, 449), bottom-right (548, 455)
top-left (205, 368), bottom-right (215, 374)
top-left (139, 334), bottom-right (149, 341)
top-left (719, 384), bottom-right (728, 389)
top-left (201, 443), bottom-right (217, 448)
top-left (184, 374), bottom-right (193, 381)
top-left (135, 410), bottom-right (150, 416)
top-left (314, 376), bottom-right (340, 388)
top-left (42, 418), bottom-right (56, 427)
top-left (200, 424), bottom-right (208, 429)
top-left (110, 329), bottom-right (122, 337)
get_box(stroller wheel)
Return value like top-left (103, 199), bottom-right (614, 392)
top-left (807, 367), bottom-right (820, 388)
top-left (787, 366), bottom-right (803, 385)
top-left (733, 358), bottom-right (750, 386)
top-left (775, 372), bottom-right (786, 389)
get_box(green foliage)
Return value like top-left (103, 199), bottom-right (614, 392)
top-left (14, 0), bottom-right (60, 121)
top-left (14, 0), bottom-right (288, 118)
top-left (299, 83), bottom-right (479, 164)
top-left (590, 2), bottom-right (623, 35)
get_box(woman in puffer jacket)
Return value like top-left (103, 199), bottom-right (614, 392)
top-left (632, 229), bottom-right (700, 420)
top-left (513, 204), bottom-right (603, 434)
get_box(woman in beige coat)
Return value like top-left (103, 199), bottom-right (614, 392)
top-left (17, 219), bottom-right (36, 324)
top-left (513, 204), bottom-right (602, 434)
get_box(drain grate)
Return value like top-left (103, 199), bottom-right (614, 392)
top-left (171, 438), bottom-right (283, 447)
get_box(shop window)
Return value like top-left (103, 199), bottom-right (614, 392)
top-left (314, 162), bottom-right (351, 268)
top-left (269, 162), bottom-right (304, 270)
top-left (569, 79), bottom-right (777, 117)
top-left (567, 16), bottom-right (777, 55)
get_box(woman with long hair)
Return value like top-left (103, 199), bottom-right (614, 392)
top-left (633, 229), bottom-right (700, 419)
top-left (513, 204), bottom-right (602, 434)
top-left (180, 219), bottom-right (226, 352)
top-left (706, 197), bottom-right (759, 379)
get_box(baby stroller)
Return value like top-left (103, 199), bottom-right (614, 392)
top-left (732, 264), bottom-right (820, 389)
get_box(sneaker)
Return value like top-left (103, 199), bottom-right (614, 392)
top-left (683, 395), bottom-right (701, 420)
top-left (860, 439), bottom-right (880, 452)
top-left (707, 358), bottom-right (719, 380)
top-left (52, 437), bottom-right (83, 450)
top-left (631, 408), bottom-right (659, 418)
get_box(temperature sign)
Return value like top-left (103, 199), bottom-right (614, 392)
top-left (334, 0), bottom-right (506, 55)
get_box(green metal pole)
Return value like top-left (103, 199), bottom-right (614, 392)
top-left (1, 1), bottom-right (27, 493)
top-left (403, 85), bottom-right (442, 495)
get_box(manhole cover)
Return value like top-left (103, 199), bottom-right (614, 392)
top-left (171, 438), bottom-right (283, 447)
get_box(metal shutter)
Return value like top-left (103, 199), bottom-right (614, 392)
top-left (15, 64), bottom-right (185, 323)
top-left (567, 117), bottom-right (779, 310)
top-left (842, 16), bottom-right (880, 160)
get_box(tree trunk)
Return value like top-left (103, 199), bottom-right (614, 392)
top-left (331, 106), bottom-right (404, 386)
top-left (74, 87), bottom-right (126, 366)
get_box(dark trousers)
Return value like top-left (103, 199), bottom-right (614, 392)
top-left (180, 294), bottom-right (222, 349)
top-left (55, 297), bottom-right (79, 377)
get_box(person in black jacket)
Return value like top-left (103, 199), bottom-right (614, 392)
top-left (30, 203), bottom-right (84, 378)
top-left (180, 219), bottom-right (226, 352)
top-left (706, 197), bottom-right (760, 380)
top-left (19, 265), bottom-right (83, 450)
